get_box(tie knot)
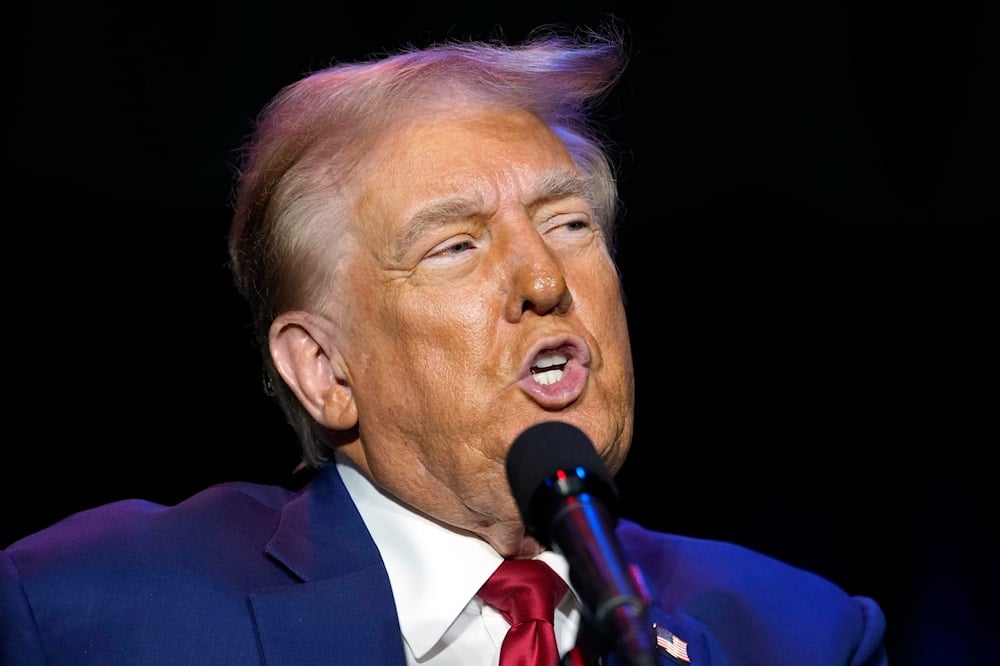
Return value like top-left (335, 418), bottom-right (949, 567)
top-left (478, 559), bottom-right (568, 624)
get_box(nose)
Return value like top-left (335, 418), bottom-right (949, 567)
top-left (503, 228), bottom-right (573, 322)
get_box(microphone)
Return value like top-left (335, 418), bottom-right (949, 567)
top-left (506, 421), bottom-right (658, 666)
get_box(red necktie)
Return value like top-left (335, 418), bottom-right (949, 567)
top-left (478, 559), bottom-right (568, 666)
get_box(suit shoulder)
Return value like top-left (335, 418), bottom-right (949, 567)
top-left (616, 519), bottom-right (888, 665)
top-left (1, 481), bottom-right (306, 664)
top-left (617, 517), bottom-right (842, 594)
top-left (3, 481), bottom-right (296, 566)
top-left (614, 519), bottom-right (877, 619)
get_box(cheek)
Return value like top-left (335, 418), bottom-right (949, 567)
top-left (582, 265), bottom-right (630, 333)
top-left (352, 288), bottom-right (496, 389)
top-left (583, 266), bottom-right (634, 385)
top-left (402, 291), bottom-right (493, 346)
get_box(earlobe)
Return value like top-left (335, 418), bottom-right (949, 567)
top-left (269, 312), bottom-right (359, 430)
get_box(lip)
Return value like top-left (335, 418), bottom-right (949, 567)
top-left (517, 334), bottom-right (592, 409)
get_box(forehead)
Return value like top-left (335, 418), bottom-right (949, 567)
top-left (353, 107), bottom-right (579, 242)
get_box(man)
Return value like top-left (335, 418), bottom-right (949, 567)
top-left (1, 28), bottom-right (888, 665)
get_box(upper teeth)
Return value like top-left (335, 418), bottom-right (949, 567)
top-left (534, 353), bottom-right (568, 369)
top-left (531, 353), bottom-right (568, 385)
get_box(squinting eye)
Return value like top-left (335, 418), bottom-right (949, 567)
top-left (436, 240), bottom-right (474, 256)
top-left (551, 218), bottom-right (593, 235)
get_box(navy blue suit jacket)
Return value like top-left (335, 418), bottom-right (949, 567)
top-left (1, 464), bottom-right (887, 665)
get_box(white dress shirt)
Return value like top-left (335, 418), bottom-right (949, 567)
top-left (335, 454), bottom-right (583, 665)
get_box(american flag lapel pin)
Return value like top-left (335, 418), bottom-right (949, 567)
top-left (652, 621), bottom-right (691, 664)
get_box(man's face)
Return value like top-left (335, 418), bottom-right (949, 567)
top-left (334, 107), bottom-right (634, 555)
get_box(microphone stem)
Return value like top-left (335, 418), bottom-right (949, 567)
top-left (605, 603), bottom-right (658, 666)
top-left (552, 496), bottom-right (658, 665)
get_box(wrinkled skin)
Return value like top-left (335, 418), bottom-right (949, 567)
top-left (270, 106), bottom-right (635, 558)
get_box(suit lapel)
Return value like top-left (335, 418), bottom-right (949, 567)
top-left (250, 464), bottom-right (406, 665)
top-left (601, 539), bottom-right (715, 666)
top-left (250, 565), bottom-right (403, 665)
top-left (594, 606), bottom-right (709, 666)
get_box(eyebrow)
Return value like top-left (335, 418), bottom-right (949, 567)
top-left (393, 169), bottom-right (595, 262)
top-left (534, 170), bottom-right (595, 203)
top-left (393, 196), bottom-right (484, 263)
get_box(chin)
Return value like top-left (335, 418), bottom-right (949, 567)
top-left (506, 534), bottom-right (547, 560)
top-left (483, 521), bottom-right (545, 559)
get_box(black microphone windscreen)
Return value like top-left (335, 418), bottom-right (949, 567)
top-left (506, 421), bottom-right (617, 525)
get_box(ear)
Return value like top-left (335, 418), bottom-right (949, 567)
top-left (268, 311), bottom-right (358, 430)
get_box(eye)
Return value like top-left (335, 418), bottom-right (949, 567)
top-left (421, 235), bottom-right (481, 268)
top-left (544, 214), bottom-right (595, 239)
top-left (431, 239), bottom-right (475, 257)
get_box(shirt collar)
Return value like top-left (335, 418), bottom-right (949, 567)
top-left (335, 455), bottom-right (508, 658)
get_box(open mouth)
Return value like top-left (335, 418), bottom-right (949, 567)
top-left (530, 352), bottom-right (569, 386)
top-left (518, 336), bottom-right (589, 408)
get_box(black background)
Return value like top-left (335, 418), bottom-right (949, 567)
top-left (4, 2), bottom-right (996, 665)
